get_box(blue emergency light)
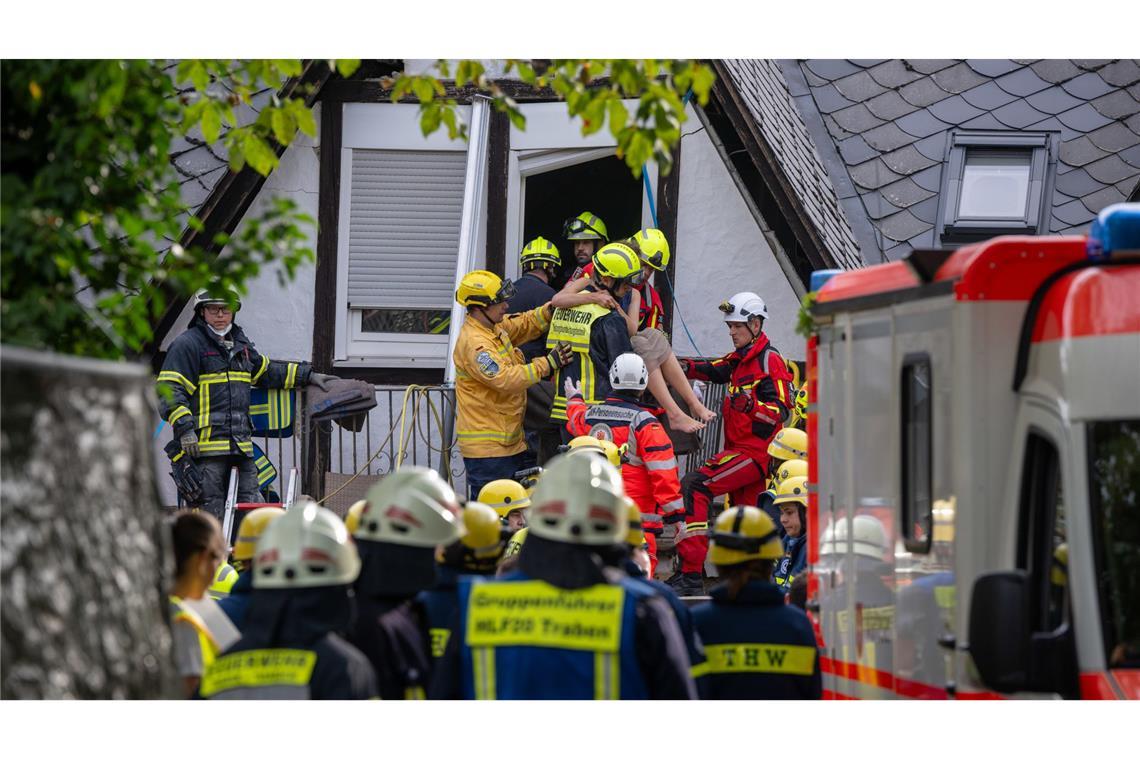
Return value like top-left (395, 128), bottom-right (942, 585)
top-left (810, 269), bottom-right (843, 292)
top-left (1086, 202), bottom-right (1140, 260)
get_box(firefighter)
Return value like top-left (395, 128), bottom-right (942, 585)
top-left (673, 291), bottom-right (795, 596)
top-left (169, 511), bottom-right (241, 697)
top-left (509, 237), bottom-right (565, 466)
top-left (496, 526), bottom-right (528, 576)
top-left (563, 210), bottom-right (609, 280)
top-left (477, 479), bottom-right (530, 535)
top-left (758, 457), bottom-right (807, 538)
top-left (691, 506), bottom-right (821, 699)
top-left (565, 352), bottom-right (686, 578)
top-left (198, 501), bottom-right (378, 700)
top-left (772, 476), bottom-right (809, 591)
top-left (429, 453), bottom-right (697, 699)
top-left (453, 270), bottom-right (573, 499)
top-left (217, 506), bottom-right (284, 630)
top-left (347, 467), bottom-right (463, 700)
top-left (419, 502), bottom-right (506, 664)
top-left (547, 243), bottom-right (641, 430)
top-left (565, 435), bottom-right (625, 468)
top-left (157, 289), bottom-right (336, 521)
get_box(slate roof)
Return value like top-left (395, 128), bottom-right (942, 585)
top-left (720, 60), bottom-right (864, 269)
top-left (790, 59), bottom-right (1140, 261)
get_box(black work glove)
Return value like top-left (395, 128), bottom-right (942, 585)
top-left (546, 341), bottom-right (573, 371)
top-left (171, 456), bottom-right (204, 504)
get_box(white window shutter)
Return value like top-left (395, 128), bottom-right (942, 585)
top-left (346, 149), bottom-right (466, 309)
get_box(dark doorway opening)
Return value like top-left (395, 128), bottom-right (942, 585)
top-left (522, 154), bottom-right (643, 288)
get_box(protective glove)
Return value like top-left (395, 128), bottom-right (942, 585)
top-left (729, 390), bottom-right (755, 415)
top-left (180, 431), bottom-right (201, 459)
top-left (309, 372), bottom-right (337, 392)
top-left (678, 358), bottom-right (696, 377)
top-left (170, 456), bottom-right (203, 504)
top-left (563, 375), bottom-right (583, 400)
top-left (546, 341), bottom-right (573, 371)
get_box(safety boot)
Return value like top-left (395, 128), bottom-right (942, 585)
top-left (667, 571), bottom-right (704, 597)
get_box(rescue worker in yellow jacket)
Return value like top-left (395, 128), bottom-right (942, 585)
top-left (453, 270), bottom-right (573, 499)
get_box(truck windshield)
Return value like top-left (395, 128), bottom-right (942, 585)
top-left (1088, 419), bottom-right (1140, 669)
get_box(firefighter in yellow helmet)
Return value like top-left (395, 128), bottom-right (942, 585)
top-left (772, 476), bottom-right (809, 590)
top-left (429, 452), bottom-right (697, 699)
top-left (478, 478), bottom-right (530, 534)
top-left (690, 506), bottom-right (821, 699)
top-left (757, 458), bottom-right (807, 540)
top-left (564, 434), bottom-right (625, 469)
top-left (563, 211), bottom-right (609, 276)
top-left (199, 501), bottom-right (378, 700)
top-left (218, 505), bottom-right (285, 630)
top-left (454, 269), bottom-right (573, 500)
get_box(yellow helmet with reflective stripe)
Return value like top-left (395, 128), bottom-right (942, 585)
top-left (774, 459), bottom-right (808, 490)
top-left (233, 506), bottom-right (285, 562)
top-left (456, 270), bottom-right (516, 307)
top-left (773, 475), bottom-right (809, 507)
top-left (477, 479), bottom-right (531, 518)
top-left (209, 562), bottom-right (238, 599)
top-left (460, 501), bottom-right (505, 560)
top-left (567, 435), bottom-right (624, 469)
top-left (344, 500), bottom-right (367, 536)
top-left (630, 228), bottom-right (671, 271)
top-left (768, 427), bottom-right (808, 461)
top-left (591, 243), bottom-right (641, 282)
top-left (503, 526), bottom-right (528, 558)
top-left (564, 211), bottom-right (608, 241)
top-left (709, 506), bottom-right (783, 566)
top-left (520, 236), bottom-right (561, 269)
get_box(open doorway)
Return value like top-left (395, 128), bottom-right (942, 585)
top-left (522, 154), bottom-right (643, 288)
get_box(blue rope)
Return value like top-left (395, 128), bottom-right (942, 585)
top-left (641, 87), bottom-right (705, 357)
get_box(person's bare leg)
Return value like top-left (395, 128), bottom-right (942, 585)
top-left (647, 369), bottom-right (704, 433)
top-left (661, 353), bottom-right (717, 422)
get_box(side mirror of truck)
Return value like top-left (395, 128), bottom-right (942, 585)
top-left (968, 571), bottom-right (1032, 693)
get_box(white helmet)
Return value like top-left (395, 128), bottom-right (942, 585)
top-left (528, 453), bottom-right (627, 547)
top-left (355, 466), bottom-right (464, 548)
top-left (719, 291), bottom-right (768, 323)
top-left (253, 500), bottom-right (360, 589)
top-left (819, 515), bottom-right (888, 561)
top-left (609, 352), bottom-right (648, 391)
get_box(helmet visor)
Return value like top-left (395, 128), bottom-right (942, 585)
top-left (563, 217), bottom-right (604, 240)
top-left (492, 279), bottom-right (517, 304)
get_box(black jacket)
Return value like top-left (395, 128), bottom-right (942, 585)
top-left (508, 272), bottom-right (556, 361)
top-left (158, 315), bottom-right (311, 457)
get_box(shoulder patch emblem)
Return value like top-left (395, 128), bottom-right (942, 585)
top-left (475, 351), bottom-right (500, 377)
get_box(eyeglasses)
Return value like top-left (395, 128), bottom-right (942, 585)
top-left (204, 305), bottom-right (233, 316)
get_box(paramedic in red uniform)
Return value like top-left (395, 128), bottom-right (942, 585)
top-left (670, 292), bottom-right (795, 596)
top-left (564, 352), bottom-right (686, 576)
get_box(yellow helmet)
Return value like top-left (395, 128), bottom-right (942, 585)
top-left (591, 243), bottom-right (642, 283)
top-left (773, 475), bottom-right (809, 507)
top-left (477, 479), bottom-right (531, 518)
top-left (708, 506), bottom-right (783, 566)
top-left (520, 236), bottom-right (561, 269)
top-left (768, 427), bottom-right (808, 461)
top-left (563, 211), bottom-right (608, 241)
top-left (795, 386), bottom-right (808, 417)
top-left (1051, 542), bottom-right (1068, 588)
top-left (566, 435), bottom-right (624, 469)
top-left (233, 506), bottom-right (285, 562)
top-left (209, 562), bottom-right (238, 599)
top-left (344, 500), bottom-right (367, 535)
top-left (460, 501), bottom-right (505, 560)
top-left (774, 459), bottom-right (808, 490)
top-left (503, 526), bottom-right (528, 559)
top-left (456, 270), bottom-right (516, 307)
top-left (623, 498), bottom-right (647, 548)
top-left (629, 228), bottom-right (671, 271)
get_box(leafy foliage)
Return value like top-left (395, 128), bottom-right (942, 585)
top-left (386, 59), bottom-right (715, 176)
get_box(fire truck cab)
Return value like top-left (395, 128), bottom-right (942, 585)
top-left (805, 203), bottom-right (1140, 699)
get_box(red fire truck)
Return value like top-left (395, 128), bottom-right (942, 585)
top-left (804, 203), bottom-right (1139, 699)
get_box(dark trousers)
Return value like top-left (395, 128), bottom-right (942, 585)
top-left (464, 453), bottom-right (529, 501)
top-left (197, 454), bottom-right (262, 530)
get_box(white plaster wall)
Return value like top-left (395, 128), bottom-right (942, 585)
top-left (672, 107), bottom-right (805, 362)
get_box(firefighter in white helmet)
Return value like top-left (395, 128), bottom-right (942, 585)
top-left (198, 501), bottom-right (378, 699)
top-left (345, 466), bottom-right (464, 700)
top-left (429, 453), bottom-right (697, 699)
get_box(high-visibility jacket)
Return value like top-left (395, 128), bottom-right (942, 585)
top-left (684, 333), bottom-right (794, 461)
top-left (690, 580), bottom-right (821, 699)
top-left (158, 317), bottom-right (310, 458)
top-left (453, 306), bottom-right (553, 458)
top-left (774, 534), bottom-right (807, 590)
top-left (565, 393), bottom-right (685, 535)
top-left (547, 288), bottom-right (634, 422)
top-left (451, 572), bottom-right (653, 700)
top-left (169, 595), bottom-right (223, 669)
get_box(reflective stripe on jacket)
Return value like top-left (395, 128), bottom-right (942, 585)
top-left (158, 317), bottom-right (310, 457)
top-left (548, 292), bottom-right (633, 422)
top-left (453, 306), bottom-right (552, 458)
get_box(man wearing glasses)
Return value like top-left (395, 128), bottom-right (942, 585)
top-left (158, 290), bottom-right (337, 521)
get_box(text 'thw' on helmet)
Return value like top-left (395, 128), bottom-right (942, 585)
top-left (355, 466), bottom-right (464, 548)
top-left (591, 243), bottom-right (643, 284)
top-left (253, 500), bottom-right (361, 589)
top-left (233, 506), bottom-right (285, 562)
top-left (527, 453), bottom-right (627, 546)
top-left (477, 479), bottom-right (531, 519)
top-left (519, 236), bottom-right (561, 270)
top-left (629, 228), bottom-right (671, 271)
top-left (768, 427), bottom-right (808, 462)
top-left (708, 506), bottom-right (784, 566)
top-left (718, 291), bottom-right (768, 323)
top-left (609, 352), bottom-right (649, 392)
top-left (563, 211), bottom-right (608, 242)
top-left (456, 270), bottom-right (517, 308)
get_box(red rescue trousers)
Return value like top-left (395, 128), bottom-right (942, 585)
top-left (677, 450), bottom-right (767, 574)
